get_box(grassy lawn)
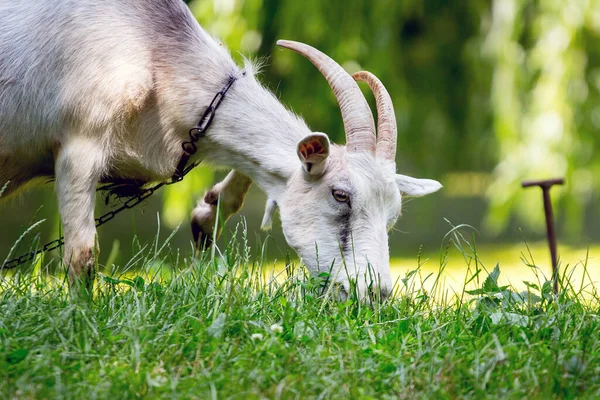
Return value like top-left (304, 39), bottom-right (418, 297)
top-left (390, 241), bottom-right (600, 296)
top-left (1, 230), bottom-right (599, 399)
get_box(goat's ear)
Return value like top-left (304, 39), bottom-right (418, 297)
top-left (396, 174), bottom-right (442, 197)
top-left (297, 133), bottom-right (330, 176)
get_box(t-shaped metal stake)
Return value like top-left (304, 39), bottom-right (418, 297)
top-left (522, 178), bottom-right (564, 295)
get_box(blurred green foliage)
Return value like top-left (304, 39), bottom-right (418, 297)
top-left (173, 0), bottom-right (600, 238)
top-left (484, 0), bottom-right (600, 237)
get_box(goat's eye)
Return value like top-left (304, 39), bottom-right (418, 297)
top-left (332, 189), bottom-right (350, 204)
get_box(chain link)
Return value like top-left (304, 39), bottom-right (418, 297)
top-left (1, 72), bottom-right (241, 271)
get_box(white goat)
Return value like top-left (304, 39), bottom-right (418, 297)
top-left (0, 0), bottom-right (441, 298)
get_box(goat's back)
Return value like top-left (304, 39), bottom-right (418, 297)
top-left (0, 0), bottom-right (221, 149)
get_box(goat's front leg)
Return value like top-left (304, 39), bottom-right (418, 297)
top-left (191, 170), bottom-right (253, 249)
top-left (55, 138), bottom-right (106, 293)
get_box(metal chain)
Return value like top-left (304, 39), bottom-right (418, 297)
top-left (1, 159), bottom-right (200, 271)
top-left (1, 74), bottom-right (239, 271)
top-left (174, 75), bottom-right (237, 179)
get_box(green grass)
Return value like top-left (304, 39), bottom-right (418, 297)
top-left (1, 225), bottom-right (599, 399)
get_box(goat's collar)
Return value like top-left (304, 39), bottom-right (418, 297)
top-left (173, 72), bottom-right (243, 180)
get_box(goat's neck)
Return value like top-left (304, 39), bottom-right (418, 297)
top-left (200, 75), bottom-right (311, 202)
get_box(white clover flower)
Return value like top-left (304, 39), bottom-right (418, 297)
top-left (270, 323), bottom-right (283, 334)
top-left (251, 333), bottom-right (264, 341)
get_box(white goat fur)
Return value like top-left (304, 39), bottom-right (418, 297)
top-left (0, 0), bottom-right (441, 297)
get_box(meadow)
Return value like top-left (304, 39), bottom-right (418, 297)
top-left (1, 225), bottom-right (599, 399)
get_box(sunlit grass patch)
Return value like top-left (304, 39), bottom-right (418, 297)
top-left (390, 242), bottom-right (600, 299)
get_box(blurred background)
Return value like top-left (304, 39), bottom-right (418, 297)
top-left (2, 0), bottom-right (600, 281)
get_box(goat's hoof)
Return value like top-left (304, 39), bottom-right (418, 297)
top-left (192, 222), bottom-right (213, 250)
top-left (67, 247), bottom-right (96, 299)
top-left (191, 202), bottom-right (216, 250)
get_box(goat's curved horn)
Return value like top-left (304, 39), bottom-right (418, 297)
top-left (352, 71), bottom-right (397, 161)
top-left (277, 40), bottom-right (376, 155)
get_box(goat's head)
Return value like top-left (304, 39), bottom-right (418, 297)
top-left (274, 40), bottom-right (441, 300)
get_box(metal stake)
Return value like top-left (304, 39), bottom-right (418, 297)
top-left (522, 178), bottom-right (564, 295)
